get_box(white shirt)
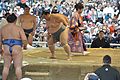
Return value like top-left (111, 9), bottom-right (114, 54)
top-left (0, 18), bottom-right (8, 29)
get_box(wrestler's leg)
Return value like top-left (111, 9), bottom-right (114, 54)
top-left (2, 47), bottom-right (12, 80)
top-left (12, 46), bottom-right (22, 80)
top-left (47, 35), bottom-right (56, 58)
top-left (23, 42), bottom-right (27, 49)
top-left (23, 33), bottom-right (29, 50)
top-left (60, 28), bottom-right (71, 60)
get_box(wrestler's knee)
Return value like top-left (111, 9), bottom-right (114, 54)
top-left (48, 40), bottom-right (54, 46)
top-left (48, 42), bottom-right (54, 46)
top-left (48, 44), bottom-right (55, 49)
top-left (3, 67), bottom-right (10, 73)
top-left (15, 67), bottom-right (22, 73)
top-left (3, 62), bottom-right (11, 68)
top-left (61, 43), bottom-right (69, 47)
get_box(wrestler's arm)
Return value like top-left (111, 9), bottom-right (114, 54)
top-left (19, 27), bottom-right (28, 46)
top-left (29, 16), bottom-right (36, 36)
top-left (64, 16), bottom-right (69, 24)
top-left (55, 14), bottom-right (69, 26)
top-left (16, 15), bottom-right (22, 27)
top-left (32, 16), bottom-right (37, 35)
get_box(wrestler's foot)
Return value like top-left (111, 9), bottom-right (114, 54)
top-left (67, 55), bottom-right (72, 61)
top-left (49, 56), bottom-right (56, 59)
top-left (82, 51), bottom-right (90, 55)
top-left (23, 46), bottom-right (27, 50)
top-left (67, 57), bottom-right (72, 61)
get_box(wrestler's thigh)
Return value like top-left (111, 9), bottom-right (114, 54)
top-left (60, 28), bottom-right (69, 44)
top-left (3, 46), bottom-right (12, 67)
top-left (47, 35), bottom-right (55, 45)
top-left (12, 46), bottom-right (23, 67)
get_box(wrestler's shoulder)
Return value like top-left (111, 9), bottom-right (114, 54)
top-left (1, 24), bottom-right (20, 31)
top-left (51, 13), bottom-right (65, 18)
top-left (1, 24), bottom-right (8, 29)
top-left (19, 14), bottom-right (36, 17)
top-left (0, 26), bottom-right (5, 31)
top-left (16, 25), bottom-right (24, 30)
top-left (29, 15), bottom-right (36, 19)
top-left (52, 13), bottom-right (65, 16)
top-left (19, 14), bottom-right (24, 17)
top-left (72, 12), bottom-right (78, 17)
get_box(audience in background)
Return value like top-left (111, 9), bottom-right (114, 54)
top-left (91, 30), bottom-right (110, 48)
top-left (0, 0), bottom-right (120, 48)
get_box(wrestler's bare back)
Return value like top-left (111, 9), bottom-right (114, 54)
top-left (19, 14), bottom-right (36, 29)
top-left (1, 24), bottom-right (26, 40)
top-left (1, 23), bottom-right (27, 80)
top-left (1, 23), bottom-right (27, 55)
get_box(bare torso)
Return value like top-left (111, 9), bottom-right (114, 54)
top-left (46, 19), bottom-right (61, 34)
top-left (19, 14), bottom-right (36, 29)
top-left (46, 14), bottom-right (68, 34)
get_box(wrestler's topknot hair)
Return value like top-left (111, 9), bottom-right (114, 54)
top-left (24, 5), bottom-right (30, 10)
top-left (75, 2), bottom-right (84, 11)
top-left (7, 13), bottom-right (17, 23)
top-left (42, 10), bottom-right (50, 15)
top-left (25, 5), bottom-right (29, 8)
top-left (99, 30), bottom-right (105, 34)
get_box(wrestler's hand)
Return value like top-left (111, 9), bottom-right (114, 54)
top-left (66, 25), bottom-right (69, 28)
top-left (30, 31), bottom-right (35, 36)
top-left (76, 29), bottom-right (80, 32)
top-left (47, 33), bottom-right (52, 40)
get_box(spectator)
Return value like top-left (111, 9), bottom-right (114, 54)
top-left (94, 55), bottom-right (120, 80)
top-left (84, 73), bottom-right (100, 80)
top-left (116, 31), bottom-right (120, 43)
top-left (91, 30), bottom-right (110, 48)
